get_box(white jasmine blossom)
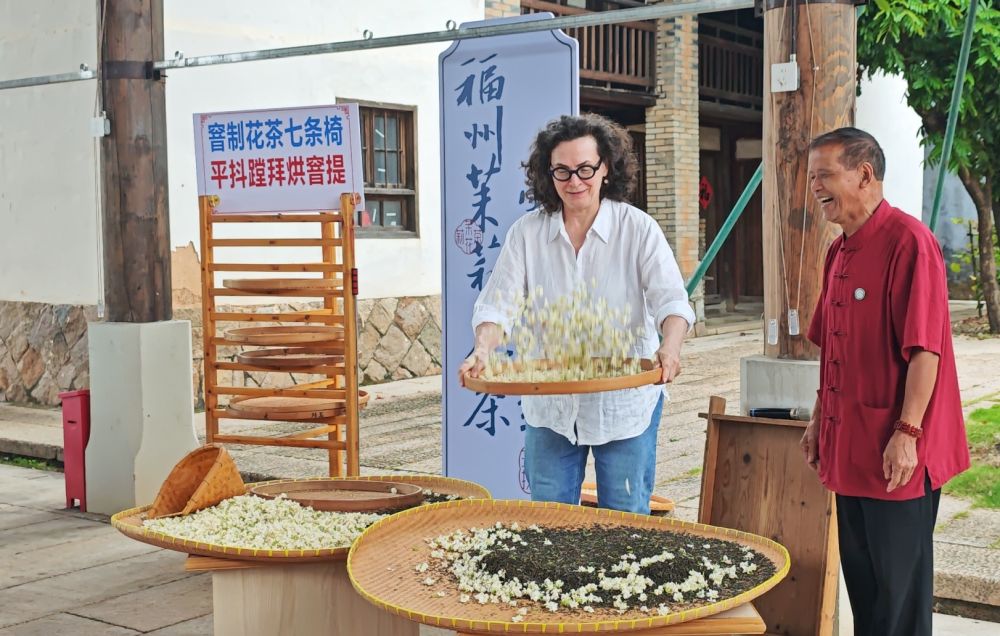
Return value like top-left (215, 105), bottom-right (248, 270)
top-left (143, 494), bottom-right (382, 551)
top-left (418, 522), bottom-right (767, 618)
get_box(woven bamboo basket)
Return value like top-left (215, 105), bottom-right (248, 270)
top-left (111, 475), bottom-right (494, 563)
top-left (348, 499), bottom-right (790, 634)
top-left (147, 444), bottom-right (246, 519)
top-left (463, 358), bottom-right (661, 396)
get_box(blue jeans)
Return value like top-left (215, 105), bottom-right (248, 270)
top-left (523, 395), bottom-right (663, 514)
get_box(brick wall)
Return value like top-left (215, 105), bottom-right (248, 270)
top-left (645, 11), bottom-right (702, 318)
top-left (485, 0), bottom-right (520, 19)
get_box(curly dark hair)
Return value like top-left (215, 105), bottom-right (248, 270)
top-left (523, 113), bottom-right (639, 214)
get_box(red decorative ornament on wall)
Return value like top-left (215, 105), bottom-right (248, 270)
top-left (699, 175), bottom-right (714, 210)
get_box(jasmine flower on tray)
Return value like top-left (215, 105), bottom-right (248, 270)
top-left (143, 494), bottom-right (383, 551)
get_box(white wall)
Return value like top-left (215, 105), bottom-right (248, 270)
top-left (165, 0), bottom-right (484, 299)
top-left (856, 71), bottom-right (924, 219)
top-left (0, 1), bottom-right (100, 304)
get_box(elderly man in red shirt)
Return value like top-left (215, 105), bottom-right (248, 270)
top-left (801, 127), bottom-right (969, 636)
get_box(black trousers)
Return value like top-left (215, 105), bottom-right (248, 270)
top-left (836, 473), bottom-right (941, 636)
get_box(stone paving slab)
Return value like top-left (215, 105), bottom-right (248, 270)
top-left (1, 522), bottom-right (160, 590)
top-left (935, 541), bottom-right (1000, 606)
top-left (0, 612), bottom-right (140, 635)
top-left (73, 574), bottom-right (212, 633)
top-left (937, 508), bottom-right (1000, 549)
top-left (0, 503), bottom-right (66, 531)
top-left (144, 614), bottom-right (213, 635)
top-left (0, 518), bottom-right (108, 560)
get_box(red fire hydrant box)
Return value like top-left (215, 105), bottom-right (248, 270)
top-left (59, 389), bottom-right (90, 511)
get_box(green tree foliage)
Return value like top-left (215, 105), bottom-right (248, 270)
top-left (858, 0), bottom-right (1000, 332)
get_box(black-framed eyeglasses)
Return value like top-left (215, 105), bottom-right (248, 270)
top-left (549, 159), bottom-right (603, 182)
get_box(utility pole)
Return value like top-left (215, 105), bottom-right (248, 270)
top-left (88, 1), bottom-right (195, 516)
top-left (99, 0), bottom-right (171, 322)
top-left (762, 0), bottom-right (856, 359)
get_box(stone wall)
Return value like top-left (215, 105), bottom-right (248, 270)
top-left (184, 295), bottom-right (443, 409)
top-left (0, 301), bottom-right (95, 405)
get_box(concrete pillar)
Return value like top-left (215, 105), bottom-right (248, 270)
top-left (740, 355), bottom-right (819, 416)
top-left (646, 10), bottom-right (701, 320)
top-left (85, 321), bottom-right (199, 514)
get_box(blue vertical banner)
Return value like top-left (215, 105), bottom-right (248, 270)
top-left (440, 14), bottom-right (578, 499)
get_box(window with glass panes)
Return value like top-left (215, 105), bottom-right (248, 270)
top-left (358, 105), bottom-right (416, 233)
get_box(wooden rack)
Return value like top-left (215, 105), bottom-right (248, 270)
top-left (199, 193), bottom-right (362, 476)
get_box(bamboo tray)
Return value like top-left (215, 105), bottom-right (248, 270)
top-left (348, 500), bottom-right (789, 634)
top-left (225, 393), bottom-right (368, 421)
top-left (579, 481), bottom-right (675, 515)
top-left (224, 325), bottom-right (344, 345)
top-left (223, 277), bottom-right (343, 293)
top-left (111, 475), bottom-right (493, 563)
top-left (462, 358), bottom-right (661, 395)
top-left (237, 347), bottom-right (344, 369)
top-left (250, 475), bottom-right (493, 503)
top-left (250, 479), bottom-right (424, 513)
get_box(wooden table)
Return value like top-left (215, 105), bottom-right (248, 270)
top-left (453, 602), bottom-right (764, 635)
top-left (185, 555), bottom-right (417, 636)
top-left (188, 555), bottom-right (764, 636)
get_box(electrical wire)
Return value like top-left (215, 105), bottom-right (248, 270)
top-left (91, 0), bottom-right (109, 317)
top-left (793, 0), bottom-right (819, 319)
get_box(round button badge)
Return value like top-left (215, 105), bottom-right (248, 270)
top-left (854, 288), bottom-right (866, 301)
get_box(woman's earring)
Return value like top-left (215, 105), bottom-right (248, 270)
top-left (602, 177), bottom-right (609, 184)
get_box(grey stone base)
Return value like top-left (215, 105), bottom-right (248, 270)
top-left (0, 300), bottom-right (95, 405)
top-left (0, 295), bottom-right (442, 410)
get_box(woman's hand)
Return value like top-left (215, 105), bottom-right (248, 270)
top-left (652, 343), bottom-right (682, 384)
top-left (652, 315), bottom-right (687, 384)
top-left (457, 348), bottom-right (490, 387)
top-left (457, 322), bottom-right (503, 387)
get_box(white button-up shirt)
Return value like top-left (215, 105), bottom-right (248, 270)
top-left (471, 198), bottom-right (696, 446)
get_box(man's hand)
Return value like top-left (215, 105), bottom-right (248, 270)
top-left (800, 419), bottom-right (820, 472)
top-left (457, 348), bottom-right (489, 387)
top-left (883, 431), bottom-right (918, 493)
top-left (652, 343), bottom-right (681, 384)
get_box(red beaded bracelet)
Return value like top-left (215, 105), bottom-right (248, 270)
top-left (893, 420), bottom-right (923, 439)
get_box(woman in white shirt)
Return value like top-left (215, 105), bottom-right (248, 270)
top-left (458, 114), bottom-right (695, 514)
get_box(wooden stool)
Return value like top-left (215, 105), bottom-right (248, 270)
top-left (186, 555), bottom-right (417, 636)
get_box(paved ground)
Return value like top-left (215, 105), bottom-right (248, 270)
top-left (1, 306), bottom-right (999, 632)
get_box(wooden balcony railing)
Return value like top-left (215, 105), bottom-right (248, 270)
top-left (521, 0), bottom-right (656, 90)
top-left (698, 19), bottom-right (764, 110)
